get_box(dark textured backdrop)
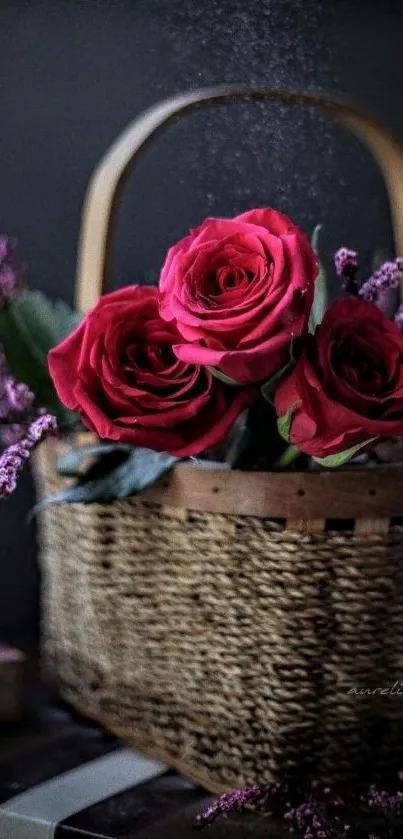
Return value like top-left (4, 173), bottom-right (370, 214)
top-left (0, 0), bottom-right (402, 645)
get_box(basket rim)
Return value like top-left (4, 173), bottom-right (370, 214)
top-left (140, 461), bottom-right (403, 519)
top-left (36, 440), bottom-right (403, 519)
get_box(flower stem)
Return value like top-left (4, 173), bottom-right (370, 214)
top-left (275, 444), bottom-right (301, 468)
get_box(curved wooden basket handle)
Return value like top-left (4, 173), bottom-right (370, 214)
top-left (75, 85), bottom-right (403, 312)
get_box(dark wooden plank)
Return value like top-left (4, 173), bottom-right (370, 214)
top-left (139, 464), bottom-right (403, 520)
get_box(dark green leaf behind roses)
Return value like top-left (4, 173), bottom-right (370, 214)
top-left (0, 291), bottom-right (81, 425)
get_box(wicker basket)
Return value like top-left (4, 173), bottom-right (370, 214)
top-left (34, 87), bottom-right (403, 794)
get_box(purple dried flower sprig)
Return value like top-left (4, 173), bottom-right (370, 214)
top-left (364, 784), bottom-right (403, 816)
top-left (334, 247), bottom-right (359, 278)
top-left (360, 258), bottom-right (403, 304)
top-left (334, 247), bottom-right (359, 295)
top-left (195, 776), bottom-right (403, 838)
top-left (284, 799), bottom-right (331, 839)
top-left (0, 377), bottom-right (34, 419)
top-left (0, 340), bottom-right (36, 446)
top-left (194, 781), bottom-right (342, 833)
top-left (0, 413), bottom-right (57, 498)
top-left (0, 235), bottom-right (26, 308)
top-left (194, 784), bottom-right (270, 828)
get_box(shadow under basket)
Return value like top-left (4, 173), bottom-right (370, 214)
top-left (33, 438), bottom-right (403, 794)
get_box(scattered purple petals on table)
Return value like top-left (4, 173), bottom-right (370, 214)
top-left (195, 775), bottom-right (403, 838)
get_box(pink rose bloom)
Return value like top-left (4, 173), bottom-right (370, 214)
top-left (159, 208), bottom-right (318, 384)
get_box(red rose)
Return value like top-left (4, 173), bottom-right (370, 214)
top-left (48, 286), bottom-right (254, 457)
top-left (159, 208), bottom-right (318, 384)
top-left (275, 297), bottom-right (403, 461)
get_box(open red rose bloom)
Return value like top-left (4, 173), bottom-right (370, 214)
top-left (47, 206), bottom-right (403, 465)
top-left (48, 286), bottom-right (254, 457)
top-left (275, 297), bottom-right (403, 460)
top-left (159, 208), bottom-right (317, 384)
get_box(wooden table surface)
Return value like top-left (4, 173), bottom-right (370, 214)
top-left (0, 664), bottom-right (287, 838)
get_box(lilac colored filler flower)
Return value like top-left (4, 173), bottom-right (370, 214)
top-left (27, 412), bottom-right (57, 443)
top-left (334, 247), bottom-right (359, 295)
top-left (360, 258), bottom-right (403, 303)
top-left (196, 776), bottom-right (403, 838)
top-left (334, 247), bottom-right (359, 278)
top-left (0, 235), bottom-right (26, 308)
top-left (364, 783), bottom-right (403, 814)
top-left (0, 378), bottom-right (33, 417)
top-left (194, 784), bottom-right (268, 828)
top-left (0, 413), bottom-right (57, 498)
top-left (0, 340), bottom-right (34, 443)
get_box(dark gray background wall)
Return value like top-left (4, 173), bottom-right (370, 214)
top-left (0, 0), bottom-right (402, 646)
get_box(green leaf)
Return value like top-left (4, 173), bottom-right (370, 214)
top-left (33, 447), bottom-right (179, 511)
top-left (225, 412), bottom-right (251, 467)
top-left (207, 366), bottom-right (239, 386)
top-left (261, 337), bottom-right (296, 406)
top-left (0, 291), bottom-right (81, 425)
top-left (56, 443), bottom-right (132, 477)
top-left (9, 292), bottom-right (81, 357)
top-left (277, 404), bottom-right (296, 443)
top-left (53, 298), bottom-right (83, 339)
top-left (313, 438), bottom-right (378, 468)
top-left (275, 444), bottom-right (301, 468)
top-left (309, 225), bottom-right (328, 332)
top-left (261, 360), bottom-right (292, 405)
top-left (311, 224), bottom-right (322, 253)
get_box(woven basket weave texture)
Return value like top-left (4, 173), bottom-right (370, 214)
top-left (34, 440), bottom-right (403, 793)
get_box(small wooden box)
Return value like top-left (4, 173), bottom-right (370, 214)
top-left (0, 643), bottom-right (25, 722)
